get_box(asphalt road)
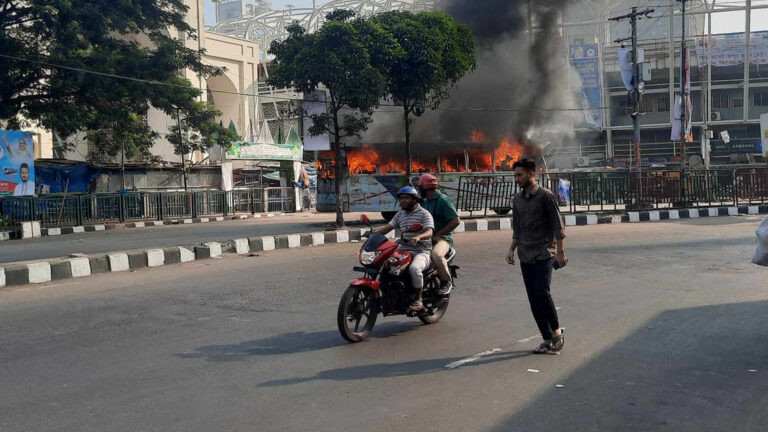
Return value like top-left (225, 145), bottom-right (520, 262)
top-left (0, 216), bottom-right (766, 431)
top-left (0, 212), bottom-right (379, 264)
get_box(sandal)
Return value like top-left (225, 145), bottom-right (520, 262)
top-left (409, 300), bottom-right (424, 312)
top-left (532, 341), bottom-right (553, 354)
top-left (551, 329), bottom-right (565, 352)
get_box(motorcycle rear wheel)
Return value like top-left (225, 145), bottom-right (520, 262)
top-left (419, 294), bottom-right (450, 324)
top-left (337, 285), bottom-right (380, 343)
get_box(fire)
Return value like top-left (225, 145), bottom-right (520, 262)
top-left (322, 130), bottom-right (526, 176)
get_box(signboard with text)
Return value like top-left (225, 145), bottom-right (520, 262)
top-left (569, 43), bottom-right (603, 131)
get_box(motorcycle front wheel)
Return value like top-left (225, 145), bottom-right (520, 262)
top-left (337, 285), bottom-right (380, 343)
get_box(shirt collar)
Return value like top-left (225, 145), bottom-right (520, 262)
top-left (524, 183), bottom-right (540, 198)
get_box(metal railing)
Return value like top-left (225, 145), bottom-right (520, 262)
top-left (456, 168), bottom-right (768, 215)
top-left (0, 187), bottom-right (297, 228)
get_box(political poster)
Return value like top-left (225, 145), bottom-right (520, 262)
top-left (569, 43), bottom-right (603, 131)
top-left (0, 130), bottom-right (35, 196)
top-left (302, 90), bottom-right (331, 151)
top-left (761, 113), bottom-right (768, 155)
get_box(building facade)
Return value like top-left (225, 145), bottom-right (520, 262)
top-left (561, 0), bottom-right (767, 168)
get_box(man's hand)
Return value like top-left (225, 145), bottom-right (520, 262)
top-left (556, 249), bottom-right (567, 268)
top-left (408, 237), bottom-right (421, 246)
top-left (506, 248), bottom-right (516, 265)
top-left (432, 234), bottom-right (442, 243)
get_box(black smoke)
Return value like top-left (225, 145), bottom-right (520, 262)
top-left (363, 0), bottom-right (581, 153)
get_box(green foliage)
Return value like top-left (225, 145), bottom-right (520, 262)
top-left (370, 11), bottom-right (476, 175)
top-left (268, 12), bottom-right (400, 142)
top-left (166, 101), bottom-right (240, 157)
top-left (0, 215), bottom-right (14, 231)
top-left (0, 0), bottom-right (235, 159)
top-left (267, 10), bottom-right (401, 225)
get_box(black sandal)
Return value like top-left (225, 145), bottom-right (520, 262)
top-left (551, 329), bottom-right (565, 352)
top-left (533, 341), bottom-right (553, 354)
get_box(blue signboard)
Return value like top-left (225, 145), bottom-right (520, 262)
top-left (0, 130), bottom-right (35, 196)
top-left (569, 43), bottom-right (603, 131)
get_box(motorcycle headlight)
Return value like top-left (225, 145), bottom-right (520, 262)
top-left (360, 251), bottom-right (381, 265)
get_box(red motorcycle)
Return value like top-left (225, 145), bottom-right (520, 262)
top-left (336, 216), bottom-right (458, 343)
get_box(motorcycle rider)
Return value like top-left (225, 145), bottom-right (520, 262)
top-left (418, 174), bottom-right (461, 295)
top-left (375, 186), bottom-right (435, 311)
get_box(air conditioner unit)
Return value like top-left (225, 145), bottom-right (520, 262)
top-left (576, 156), bottom-right (590, 167)
top-left (711, 112), bottom-right (722, 121)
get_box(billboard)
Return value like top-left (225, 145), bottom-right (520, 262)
top-left (0, 130), bottom-right (35, 196)
top-left (569, 43), bottom-right (603, 131)
top-left (695, 32), bottom-right (768, 67)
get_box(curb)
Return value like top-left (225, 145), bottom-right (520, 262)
top-left (3, 205), bottom-right (766, 288)
top-left (39, 213), bottom-right (288, 237)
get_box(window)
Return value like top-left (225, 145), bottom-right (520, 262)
top-left (712, 93), bottom-right (729, 109)
top-left (640, 97), bottom-right (654, 113)
top-left (617, 97), bottom-right (631, 115)
top-left (657, 96), bottom-right (670, 112)
top-left (755, 91), bottom-right (768, 107)
top-left (732, 98), bottom-right (744, 109)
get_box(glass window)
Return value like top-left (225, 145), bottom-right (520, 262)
top-left (657, 96), bottom-right (670, 112)
top-left (732, 98), bottom-right (744, 109)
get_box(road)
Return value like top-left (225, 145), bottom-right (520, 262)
top-left (0, 212), bottom-right (382, 264)
top-left (1, 216), bottom-right (766, 431)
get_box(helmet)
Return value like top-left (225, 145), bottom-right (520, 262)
top-left (395, 186), bottom-right (420, 199)
top-left (418, 174), bottom-right (439, 190)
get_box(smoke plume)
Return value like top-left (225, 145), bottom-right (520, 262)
top-left (362, 0), bottom-right (584, 156)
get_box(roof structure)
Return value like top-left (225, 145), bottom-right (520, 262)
top-left (210, 0), bottom-right (437, 54)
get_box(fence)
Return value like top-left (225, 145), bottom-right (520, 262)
top-left (0, 187), bottom-right (296, 228)
top-left (456, 168), bottom-right (768, 216)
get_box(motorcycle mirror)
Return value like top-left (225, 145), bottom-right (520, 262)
top-left (408, 223), bottom-right (424, 233)
top-left (360, 214), bottom-right (371, 225)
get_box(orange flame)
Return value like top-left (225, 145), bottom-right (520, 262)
top-left (330, 130), bottom-right (526, 176)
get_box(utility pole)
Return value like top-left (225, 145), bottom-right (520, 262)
top-left (678, 0), bottom-right (689, 203)
top-left (611, 7), bottom-right (654, 173)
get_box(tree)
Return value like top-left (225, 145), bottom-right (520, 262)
top-left (166, 101), bottom-right (239, 189)
top-left (371, 11), bottom-right (476, 177)
top-left (267, 11), bottom-right (401, 227)
top-left (0, 0), bottom-right (235, 159)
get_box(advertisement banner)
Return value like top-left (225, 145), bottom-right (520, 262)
top-left (695, 32), bottom-right (768, 67)
top-left (569, 43), bottom-right (603, 131)
top-left (0, 130), bottom-right (35, 196)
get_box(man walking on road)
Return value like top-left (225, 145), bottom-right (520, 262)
top-left (506, 158), bottom-right (567, 354)
top-left (419, 174), bottom-right (461, 295)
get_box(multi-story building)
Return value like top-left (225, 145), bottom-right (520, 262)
top-left (561, 0), bottom-right (767, 168)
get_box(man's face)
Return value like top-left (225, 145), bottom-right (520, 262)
top-left (20, 167), bottom-right (29, 182)
top-left (18, 140), bottom-right (26, 152)
top-left (398, 195), bottom-right (416, 211)
top-left (514, 167), bottom-right (533, 188)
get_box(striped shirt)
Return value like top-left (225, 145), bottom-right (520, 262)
top-left (512, 184), bottom-right (566, 263)
top-left (389, 204), bottom-right (435, 251)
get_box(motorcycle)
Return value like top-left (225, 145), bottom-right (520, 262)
top-left (336, 215), bottom-right (459, 343)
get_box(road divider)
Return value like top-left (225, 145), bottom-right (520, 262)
top-left (1, 205), bottom-right (766, 288)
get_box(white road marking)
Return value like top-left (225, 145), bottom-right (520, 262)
top-left (556, 306), bottom-right (563, 310)
top-left (445, 348), bottom-right (502, 369)
top-left (527, 369), bottom-right (540, 373)
top-left (516, 334), bottom-right (541, 343)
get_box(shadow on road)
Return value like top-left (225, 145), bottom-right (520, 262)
top-left (490, 301), bottom-right (768, 431)
top-left (258, 349), bottom-right (532, 387)
top-left (177, 321), bottom-right (419, 361)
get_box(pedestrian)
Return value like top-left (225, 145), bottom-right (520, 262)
top-left (506, 158), bottom-right (567, 354)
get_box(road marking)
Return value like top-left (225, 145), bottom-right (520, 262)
top-left (556, 306), bottom-right (563, 310)
top-left (526, 369), bottom-right (540, 373)
top-left (445, 348), bottom-right (502, 369)
top-left (517, 334), bottom-right (541, 343)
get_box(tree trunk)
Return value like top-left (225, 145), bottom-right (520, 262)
top-left (404, 104), bottom-right (412, 180)
top-left (333, 122), bottom-right (345, 228)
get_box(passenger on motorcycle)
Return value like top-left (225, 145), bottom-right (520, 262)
top-left (374, 186), bottom-right (435, 311)
top-left (418, 174), bottom-right (461, 295)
